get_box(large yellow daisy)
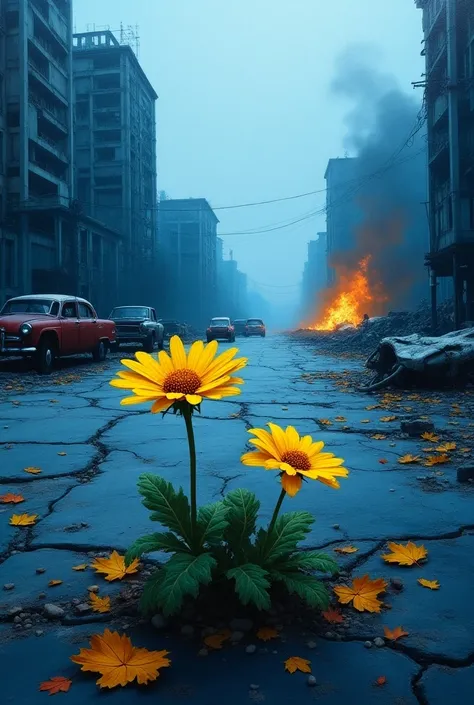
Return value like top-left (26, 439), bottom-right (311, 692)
top-left (241, 423), bottom-right (349, 496)
top-left (110, 336), bottom-right (247, 413)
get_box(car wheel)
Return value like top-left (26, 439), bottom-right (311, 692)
top-left (206, 336), bottom-right (212, 343)
top-left (143, 334), bottom-right (155, 353)
top-left (92, 340), bottom-right (108, 362)
top-left (35, 336), bottom-right (56, 375)
top-left (111, 342), bottom-right (120, 352)
top-left (157, 334), bottom-right (164, 351)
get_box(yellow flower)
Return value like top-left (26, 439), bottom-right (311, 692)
top-left (241, 423), bottom-right (349, 496)
top-left (110, 336), bottom-right (247, 413)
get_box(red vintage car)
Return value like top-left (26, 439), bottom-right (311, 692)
top-left (0, 295), bottom-right (117, 374)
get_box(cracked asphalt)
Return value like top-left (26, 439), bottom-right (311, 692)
top-left (1, 335), bottom-right (473, 704)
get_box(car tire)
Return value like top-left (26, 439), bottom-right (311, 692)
top-left (157, 334), bottom-right (164, 351)
top-left (206, 336), bottom-right (212, 343)
top-left (35, 336), bottom-right (56, 375)
top-left (92, 339), bottom-right (108, 362)
top-left (143, 334), bottom-right (155, 353)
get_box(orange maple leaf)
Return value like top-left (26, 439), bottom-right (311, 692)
top-left (57, 452), bottom-right (67, 456)
top-left (0, 493), bottom-right (25, 504)
top-left (89, 593), bottom-right (111, 613)
top-left (366, 405), bottom-right (381, 411)
top-left (319, 419), bottom-right (332, 426)
top-left (435, 442), bottom-right (456, 453)
top-left (375, 676), bottom-right (387, 687)
top-left (284, 656), bottom-right (311, 674)
top-left (335, 416), bottom-right (347, 422)
top-left (380, 416), bottom-right (397, 422)
top-left (418, 578), bottom-right (440, 590)
top-left (379, 458), bottom-right (388, 465)
top-left (72, 564), bottom-right (88, 571)
top-left (333, 575), bottom-right (387, 613)
top-left (9, 513), bottom-right (37, 526)
top-left (381, 541), bottom-right (427, 566)
top-left (383, 626), bottom-right (409, 641)
top-left (39, 676), bottom-right (72, 695)
top-left (322, 607), bottom-right (344, 624)
top-left (421, 432), bottom-right (439, 442)
top-left (334, 546), bottom-right (358, 554)
top-left (256, 627), bottom-right (279, 641)
top-left (48, 580), bottom-right (63, 587)
top-left (70, 629), bottom-right (170, 688)
top-left (24, 466), bottom-right (42, 475)
top-left (398, 454), bottom-right (420, 465)
top-left (424, 454), bottom-right (450, 467)
top-left (371, 434), bottom-right (387, 440)
top-left (91, 551), bottom-right (139, 581)
top-left (203, 630), bottom-right (231, 649)
top-left (360, 419), bottom-right (370, 424)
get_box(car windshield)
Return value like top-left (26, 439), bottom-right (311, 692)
top-left (248, 319), bottom-right (263, 325)
top-left (110, 307), bottom-right (149, 319)
top-left (1, 299), bottom-right (55, 315)
top-left (211, 319), bottom-right (229, 326)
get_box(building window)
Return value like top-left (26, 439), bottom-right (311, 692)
top-left (80, 229), bottom-right (88, 264)
top-left (4, 239), bottom-right (15, 288)
top-left (95, 147), bottom-right (116, 162)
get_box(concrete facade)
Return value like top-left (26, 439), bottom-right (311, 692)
top-left (158, 198), bottom-right (219, 327)
top-left (72, 30), bottom-right (158, 308)
top-left (301, 232), bottom-right (327, 320)
top-left (416, 0), bottom-right (474, 327)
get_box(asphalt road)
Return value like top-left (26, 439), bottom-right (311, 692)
top-left (0, 335), bottom-right (473, 704)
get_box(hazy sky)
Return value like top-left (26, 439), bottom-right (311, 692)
top-left (74, 0), bottom-right (424, 315)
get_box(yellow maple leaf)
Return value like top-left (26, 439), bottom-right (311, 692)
top-left (48, 579), bottom-right (63, 587)
top-left (418, 578), bottom-right (440, 590)
top-left (335, 416), bottom-right (347, 422)
top-left (334, 545), bottom-right (358, 554)
top-left (421, 432), bottom-right (439, 442)
top-left (366, 405), bottom-right (381, 411)
top-left (371, 434), bottom-right (387, 440)
top-left (380, 416), bottom-right (397, 422)
top-left (333, 575), bottom-right (387, 613)
top-left (319, 419), bottom-right (332, 426)
top-left (72, 564), bottom-right (88, 571)
top-left (398, 454), bottom-right (420, 465)
top-left (0, 493), bottom-right (25, 504)
top-left (381, 541), bottom-right (427, 566)
top-left (90, 592), bottom-right (111, 613)
top-left (360, 419), bottom-right (370, 424)
top-left (383, 626), bottom-right (409, 641)
top-left (256, 627), bottom-right (279, 641)
top-left (203, 630), bottom-right (231, 649)
top-left (9, 513), bottom-right (37, 526)
top-left (57, 452), bottom-right (67, 456)
top-left (70, 629), bottom-right (170, 688)
top-left (24, 466), bottom-right (42, 475)
top-left (91, 551), bottom-right (139, 581)
top-left (284, 656), bottom-right (311, 674)
top-left (435, 442), bottom-right (456, 452)
top-left (424, 454), bottom-right (450, 467)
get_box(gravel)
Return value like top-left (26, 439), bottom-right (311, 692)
top-left (373, 637), bottom-right (385, 648)
top-left (245, 644), bottom-right (257, 654)
top-left (307, 676), bottom-right (317, 687)
top-left (44, 604), bottom-right (65, 619)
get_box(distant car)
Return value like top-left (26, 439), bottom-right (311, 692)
top-left (245, 318), bottom-right (266, 337)
top-left (206, 317), bottom-right (235, 343)
top-left (232, 319), bottom-right (248, 336)
top-left (0, 295), bottom-right (116, 374)
top-left (159, 319), bottom-right (187, 339)
top-left (109, 306), bottom-right (164, 352)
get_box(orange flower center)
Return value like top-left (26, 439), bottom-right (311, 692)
top-left (163, 369), bottom-right (201, 395)
top-left (281, 450), bottom-right (311, 471)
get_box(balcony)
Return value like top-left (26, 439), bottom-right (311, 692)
top-left (429, 127), bottom-right (449, 163)
top-left (10, 194), bottom-right (70, 212)
top-left (30, 32), bottom-right (68, 75)
top-left (28, 64), bottom-right (69, 107)
top-left (430, 92), bottom-right (448, 125)
top-left (34, 133), bottom-right (68, 162)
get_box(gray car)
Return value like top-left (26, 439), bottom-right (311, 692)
top-left (109, 306), bottom-right (164, 352)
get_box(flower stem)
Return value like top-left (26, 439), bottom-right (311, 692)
top-left (268, 488), bottom-right (286, 535)
top-left (183, 405), bottom-right (197, 538)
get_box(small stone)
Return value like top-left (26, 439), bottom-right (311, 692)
top-left (14, 623), bottom-right (22, 630)
top-left (44, 603), bottom-right (65, 619)
top-left (38, 592), bottom-right (46, 599)
top-left (36, 568), bottom-right (46, 574)
top-left (88, 585), bottom-right (99, 593)
top-left (13, 616), bottom-right (21, 624)
top-left (325, 631), bottom-right (336, 639)
top-left (246, 644), bottom-right (257, 654)
top-left (151, 614), bottom-right (167, 630)
top-left (373, 637), bottom-right (385, 648)
top-left (364, 641), bottom-right (372, 649)
top-left (181, 625), bottom-right (194, 637)
top-left (307, 676), bottom-right (317, 687)
top-left (197, 648), bottom-right (208, 657)
top-left (230, 618), bottom-right (253, 632)
top-left (19, 613), bottom-right (28, 619)
top-left (389, 488), bottom-right (395, 492)
top-left (307, 640), bottom-right (317, 649)
top-left (249, 684), bottom-right (260, 691)
top-left (8, 606), bottom-right (23, 617)
top-left (71, 598), bottom-right (80, 606)
top-left (3, 583), bottom-right (15, 591)
top-left (333, 524), bottom-right (340, 530)
top-left (390, 577), bottom-right (404, 591)
top-left (24, 623), bottom-right (32, 629)
top-left (230, 630), bottom-right (244, 643)
top-left (75, 603), bottom-right (92, 615)
top-left (35, 629), bottom-right (44, 637)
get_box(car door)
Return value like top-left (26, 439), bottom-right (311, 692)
top-left (78, 302), bottom-right (97, 352)
top-left (60, 301), bottom-right (81, 354)
top-left (150, 309), bottom-right (161, 342)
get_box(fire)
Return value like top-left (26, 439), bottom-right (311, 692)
top-left (309, 256), bottom-right (379, 331)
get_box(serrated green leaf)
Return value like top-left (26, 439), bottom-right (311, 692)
top-left (272, 570), bottom-right (330, 610)
top-left (125, 532), bottom-right (190, 565)
top-left (223, 489), bottom-right (260, 558)
top-left (139, 568), bottom-right (164, 614)
top-left (258, 511), bottom-right (314, 564)
top-left (196, 501), bottom-right (229, 547)
top-left (276, 551), bottom-right (338, 575)
top-left (153, 552), bottom-right (216, 616)
top-left (227, 563), bottom-right (271, 610)
top-left (137, 474), bottom-right (192, 546)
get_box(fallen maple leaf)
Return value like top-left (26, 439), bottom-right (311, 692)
top-left (380, 416), bottom-right (397, 422)
top-left (371, 434), bottom-right (387, 440)
top-left (284, 656), bottom-right (311, 674)
top-left (9, 513), bottom-right (37, 526)
top-left (418, 578), bottom-right (440, 590)
top-left (334, 575), bottom-right (387, 613)
top-left (24, 466), bottom-right (42, 475)
top-left (89, 592), bottom-right (111, 613)
top-left (375, 676), bottom-right (387, 687)
top-left (91, 551), bottom-right (139, 581)
top-left (460, 448), bottom-right (471, 454)
top-left (366, 405), bottom-right (381, 411)
top-left (57, 452), bottom-right (67, 457)
top-left (322, 607), bottom-right (344, 624)
top-left (319, 419), bottom-right (332, 426)
top-left (204, 630), bottom-right (232, 649)
top-left (381, 541), bottom-right (427, 566)
top-left (383, 626), bottom-right (409, 641)
top-left (48, 580), bottom-right (63, 587)
top-left (0, 493), bottom-right (25, 504)
top-left (424, 454), bottom-right (450, 467)
top-left (398, 454), bottom-right (420, 465)
top-left (379, 458), bottom-right (388, 465)
top-left (435, 442), bottom-right (456, 452)
top-left (256, 627), bottom-right (279, 641)
top-left (335, 416), bottom-right (346, 422)
top-left (421, 432), bottom-right (439, 442)
top-left (70, 629), bottom-right (170, 688)
top-left (72, 564), bottom-right (88, 571)
top-left (334, 545), bottom-right (358, 554)
top-left (39, 676), bottom-right (72, 695)
top-left (360, 419), bottom-right (370, 424)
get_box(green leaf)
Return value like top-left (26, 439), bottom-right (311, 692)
top-left (226, 563), bottom-right (271, 611)
top-left (196, 501), bottom-right (229, 547)
top-left (272, 570), bottom-right (330, 610)
top-left (258, 511), bottom-right (314, 564)
top-left (223, 489), bottom-right (260, 557)
top-left (153, 552), bottom-right (216, 616)
top-left (276, 551), bottom-right (338, 576)
top-left (125, 532), bottom-right (190, 565)
top-left (137, 474), bottom-right (192, 546)
top-left (140, 568), bottom-right (165, 614)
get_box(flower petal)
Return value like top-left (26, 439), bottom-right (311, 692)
top-left (185, 394), bottom-right (202, 405)
top-left (187, 340), bottom-right (205, 370)
top-left (165, 392), bottom-right (185, 400)
top-left (267, 423), bottom-right (288, 456)
top-left (241, 451), bottom-right (272, 467)
top-left (151, 398), bottom-right (173, 414)
top-left (120, 395), bottom-right (158, 406)
top-left (307, 441), bottom-right (325, 456)
top-left (120, 358), bottom-right (161, 385)
top-left (169, 336), bottom-right (187, 369)
top-left (281, 473), bottom-right (303, 496)
top-left (158, 350), bottom-right (175, 374)
top-left (197, 375), bottom-right (232, 393)
top-left (194, 339), bottom-right (219, 375)
top-left (285, 425), bottom-right (301, 450)
top-left (134, 351), bottom-right (166, 382)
